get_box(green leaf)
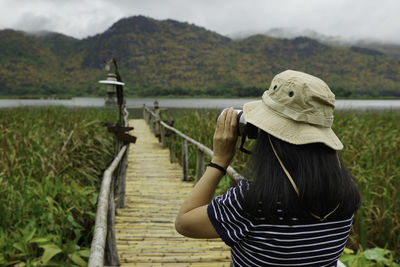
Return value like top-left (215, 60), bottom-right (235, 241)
top-left (46, 196), bottom-right (54, 204)
top-left (40, 244), bottom-right (62, 265)
top-left (12, 252), bottom-right (29, 258)
top-left (78, 248), bottom-right (90, 258)
top-left (67, 214), bottom-right (75, 224)
top-left (340, 254), bottom-right (356, 266)
top-left (12, 242), bottom-right (26, 253)
top-left (91, 193), bottom-right (98, 205)
top-left (68, 252), bottom-right (87, 266)
top-left (23, 227), bottom-right (36, 243)
top-left (1, 259), bottom-right (22, 266)
top-left (86, 211), bottom-right (96, 218)
top-left (29, 237), bottom-right (51, 245)
top-left (343, 247), bottom-right (355, 255)
top-left (363, 248), bottom-right (391, 263)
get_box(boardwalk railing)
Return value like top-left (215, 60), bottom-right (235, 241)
top-left (88, 107), bottom-right (130, 267)
top-left (143, 105), bottom-right (244, 182)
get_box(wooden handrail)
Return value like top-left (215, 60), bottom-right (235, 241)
top-left (143, 105), bottom-right (244, 182)
top-left (88, 106), bottom-right (130, 267)
top-left (88, 145), bottom-right (127, 267)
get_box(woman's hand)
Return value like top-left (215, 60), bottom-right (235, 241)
top-left (211, 108), bottom-right (238, 169)
top-left (175, 108), bottom-right (238, 239)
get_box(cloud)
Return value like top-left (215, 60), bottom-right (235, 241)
top-left (1, 0), bottom-right (400, 43)
top-left (12, 13), bottom-right (56, 33)
top-left (2, 0), bottom-right (114, 37)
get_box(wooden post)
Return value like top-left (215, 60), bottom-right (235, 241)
top-left (160, 124), bottom-right (167, 148)
top-left (116, 148), bottom-right (129, 208)
top-left (149, 114), bottom-right (153, 132)
top-left (155, 109), bottom-right (161, 141)
top-left (145, 106), bottom-right (149, 124)
top-left (170, 133), bottom-right (176, 163)
top-left (195, 149), bottom-right (205, 182)
top-left (117, 107), bottom-right (129, 208)
top-left (182, 139), bottom-right (188, 181)
top-left (104, 177), bottom-right (119, 266)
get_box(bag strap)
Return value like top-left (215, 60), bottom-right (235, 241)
top-left (267, 134), bottom-right (340, 222)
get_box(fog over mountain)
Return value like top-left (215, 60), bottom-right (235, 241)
top-left (232, 27), bottom-right (396, 46)
top-left (229, 27), bottom-right (400, 58)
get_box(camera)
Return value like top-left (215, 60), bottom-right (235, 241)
top-left (218, 109), bottom-right (258, 139)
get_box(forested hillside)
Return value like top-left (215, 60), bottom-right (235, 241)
top-left (1, 15), bottom-right (400, 97)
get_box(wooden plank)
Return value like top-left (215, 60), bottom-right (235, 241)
top-left (114, 119), bottom-right (231, 265)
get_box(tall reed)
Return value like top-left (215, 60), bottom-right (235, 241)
top-left (0, 107), bottom-right (116, 266)
top-left (333, 111), bottom-right (400, 256)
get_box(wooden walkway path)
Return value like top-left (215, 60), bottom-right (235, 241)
top-left (115, 119), bottom-right (231, 266)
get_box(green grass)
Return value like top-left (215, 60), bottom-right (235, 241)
top-left (0, 107), bottom-right (117, 266)
top-left (163, 109), bottom-right (400, 262)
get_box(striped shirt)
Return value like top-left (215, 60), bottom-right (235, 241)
top-left (207, 180), bottom-right (353, 267)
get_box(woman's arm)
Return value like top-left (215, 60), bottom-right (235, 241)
top-left (175, 108), bottom-right (238, 238)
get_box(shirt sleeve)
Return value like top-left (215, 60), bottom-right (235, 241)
top-left (207, 180), bottom-right (252, 247)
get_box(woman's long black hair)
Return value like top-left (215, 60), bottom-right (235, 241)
top-left (242, 130), bottom-right (361, 223)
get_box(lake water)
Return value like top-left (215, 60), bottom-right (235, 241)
top-left (1, 97), bottom-right (400, 110)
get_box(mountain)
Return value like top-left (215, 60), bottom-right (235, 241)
top-left (1, 16), bottom-right (400, 98)
top-left (252, 27), bottom-right (400, 59)
top-left (352, 41), bottom-right (400, 59)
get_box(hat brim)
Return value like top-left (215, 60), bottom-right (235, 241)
top-left (243, 100), bottom-right (343, 150)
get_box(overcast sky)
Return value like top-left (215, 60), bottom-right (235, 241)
top-left (1, 0), bottom-right (399, 43)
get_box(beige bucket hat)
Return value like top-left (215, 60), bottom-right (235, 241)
top-left (243, 70), bottom-right (343, 150)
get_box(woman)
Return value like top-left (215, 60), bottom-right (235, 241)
top-left (175, 70), bottom-right (361, 266)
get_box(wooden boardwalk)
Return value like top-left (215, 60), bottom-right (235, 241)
top-left (115, 119), bottom-right (231, 266)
